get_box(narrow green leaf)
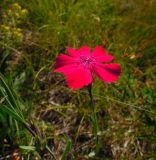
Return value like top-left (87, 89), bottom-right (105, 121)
top-left (19, 145), bottom-right (35, 151)
top-left (61, 137), bottom-right (72, 160)
top-left (0, 73), bottom-right (24, 119)
top-left (2, 105), bottom-right (24, 123)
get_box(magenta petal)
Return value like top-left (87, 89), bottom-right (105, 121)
top-left (92, 46), bottom-right (114, 62)
top-left (67, 48), bottom-right (78, 57)
top-left (54, 54), bottom-right (77, 68)
top-left (54, 64), bottom-right (77, 73)
top-left (93, 63), bottom-right (121, 83)
top-left (55, 64), bottom-right (92, 90)
top-left (78, 45), bottom-right (90, 56)
top-left (66, 66), bottom-right (92, 89)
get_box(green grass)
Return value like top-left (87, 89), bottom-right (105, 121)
top-left (0, 0), bottom-right (156, 159)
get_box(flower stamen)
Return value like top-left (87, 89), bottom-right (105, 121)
top-left (80, 55), bottom-right (95, 68)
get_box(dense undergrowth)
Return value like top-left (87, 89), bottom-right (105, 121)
top-left (0, 0), bottom-right (156, 159)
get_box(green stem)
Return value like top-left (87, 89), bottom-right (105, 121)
top-left (87, 84), bottom-right (100, 153)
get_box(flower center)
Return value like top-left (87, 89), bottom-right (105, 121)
top-left (80, 56), bottom-right (95, 68)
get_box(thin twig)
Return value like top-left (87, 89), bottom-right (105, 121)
top-left (22, 122), bottom-right (57, 160)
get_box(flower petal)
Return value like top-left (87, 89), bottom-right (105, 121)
top-left (54, 54), bottom-right (77, 68)
top-left (67, 47), bottom-right (78, 57)
top-left (55, 64), bottom-right (92, 90)
top-left (54, 64), bottom-right (77, 73)
top-left (93, 63), bottom-right (121, 83)
top-left (66, 66), bottom-right (92, 89)
top-left (92, 46), bottom-right (114, 62)
top-left (78, 45), bottom-right (90, 56)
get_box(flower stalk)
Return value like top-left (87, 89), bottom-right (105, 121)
top-left (87, 83), bottom-right (100, 153)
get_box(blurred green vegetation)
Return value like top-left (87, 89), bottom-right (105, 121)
top-left (0, 0), bottom-right (156, 159)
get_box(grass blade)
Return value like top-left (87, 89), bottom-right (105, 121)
top-left (61, 137), bottom-right (72, 160)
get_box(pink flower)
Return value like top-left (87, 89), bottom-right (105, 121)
top-left (54, 46), bottom-right (121, 90)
